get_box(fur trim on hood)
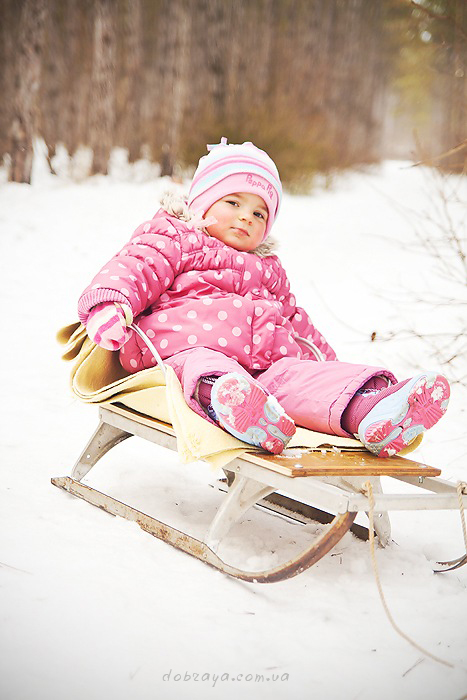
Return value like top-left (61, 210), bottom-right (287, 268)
top-left (159, 191), bottom-right (278, 258)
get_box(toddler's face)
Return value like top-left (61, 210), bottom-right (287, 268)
top-left (204, 192), bottom-right (268, 251)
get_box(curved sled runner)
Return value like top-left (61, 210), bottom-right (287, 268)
top-left (52, 404), bottom-right (467, 582)
top-left (53, 322), bottom-right (467, 582)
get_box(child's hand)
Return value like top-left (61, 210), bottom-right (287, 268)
top-left (86, 302), bottom-right (131, 350)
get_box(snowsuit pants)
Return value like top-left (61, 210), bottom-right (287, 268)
top-left (164, 348), bottom-right (397, 438)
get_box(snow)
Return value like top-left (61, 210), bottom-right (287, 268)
top-left (1, 150), bottom-right (466, 700)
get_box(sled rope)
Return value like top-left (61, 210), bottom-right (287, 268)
top-left (363, 480), bottom-right (454, 669)
top-left (130, 323), bottom-right (166, 375)
top-left (457, 481), bottom-right (467, 557)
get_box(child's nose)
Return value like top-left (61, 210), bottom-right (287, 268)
top-left (239, 209), bottom-right (253, 224)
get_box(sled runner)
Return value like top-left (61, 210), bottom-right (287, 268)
top-left (51, 404), bottom-right (467, 582)
top-left (53, 323), bottom-right (467, 583)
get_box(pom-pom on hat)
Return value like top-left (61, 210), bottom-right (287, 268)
top-left (188, 137), bottom-right (282, 239)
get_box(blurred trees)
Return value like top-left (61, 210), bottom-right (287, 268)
top-left (383, 0), bottom-right (466, 170)
top-left (3, 0), bottom-right (47, 182)
top-left (418, 0), bottom-right (467, 170)
top-left (0, 0), bottom-right (465, 184)
top-left (88, 0), bottom-right (117, 174)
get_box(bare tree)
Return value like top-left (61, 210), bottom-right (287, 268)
top-left (116, 0), bottom-right (143, 162)
top-left (40, 0), bottom-right (67, 172)
top-left (377, 165), bottom-right (467, 385)
top-left (0, 0), bottom-right (17, 161)
top-left (62, 0), bottom-right (92, 159)
top-left (8, 0), bottom-right (47, 183)
top-left (159, 0), bottom-right (191, 176)
top-left (88, 0), bottom-right (117, 174)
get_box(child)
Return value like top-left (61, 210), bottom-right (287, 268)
top-left (78, 138), bottom-right (450, 456)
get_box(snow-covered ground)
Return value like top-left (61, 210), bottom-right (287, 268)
top-left (1, 150), bottom-right (466, 700)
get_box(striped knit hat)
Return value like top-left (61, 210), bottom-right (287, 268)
top-left (188, 137), bottom-right (282, 239)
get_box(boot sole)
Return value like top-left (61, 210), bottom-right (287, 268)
top-left (211, 372), bottom-right (296, 455)
top-left (357, 372), bottom-right (450, 458)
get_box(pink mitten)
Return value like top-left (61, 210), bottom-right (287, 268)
top-left (86, 302), bottom-right (131, 350)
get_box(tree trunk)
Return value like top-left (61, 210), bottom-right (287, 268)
top-left (40, 0), bottom-right (68, 171)
top-left (120, 0), bottom-right (143, 162)
top-left (89, 0), bottom-right (117, 175)
top-left (8, 0), bottom-right (47, 183)
top-left (61, 0), bottom-right (91, 158)
top-left (0, 0), bottom-right (17, 161)
top-left (160, 0), bottom-right (190, 176)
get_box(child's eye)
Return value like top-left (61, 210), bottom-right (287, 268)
top-left (254, 211), bottom-right (265, 220)
top-left (226, 200), bottom-right (239, 207)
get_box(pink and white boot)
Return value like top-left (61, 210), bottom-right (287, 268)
top-left (210, 373), bottom-right (296, 455)
top-left (356, 372), bottom-right (450, 457)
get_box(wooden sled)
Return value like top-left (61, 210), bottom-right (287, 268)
top-left (52, 402), bottom-right (467, 583)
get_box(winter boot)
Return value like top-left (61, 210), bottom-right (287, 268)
top-left (202, 372), bottom-right (296, 455)
top-left (350, 372), bottom-right (450, 457)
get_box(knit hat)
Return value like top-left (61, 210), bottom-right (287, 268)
top-left (188, 137), bottom-right (282, 239)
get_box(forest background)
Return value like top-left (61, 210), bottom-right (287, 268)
top-left (1, 0), bottom-right (466, 186)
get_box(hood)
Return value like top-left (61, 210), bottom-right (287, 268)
top-left (159, 191), bottom-right (279, 258)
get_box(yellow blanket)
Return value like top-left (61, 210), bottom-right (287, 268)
top-left (58, 322), bottom-right (366, 468)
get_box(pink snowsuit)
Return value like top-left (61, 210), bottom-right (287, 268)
top-left (78, 210), bottom-right (396, 437)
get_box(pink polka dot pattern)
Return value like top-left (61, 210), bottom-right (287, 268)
top-left (78, 210), bottom-right (337, 373)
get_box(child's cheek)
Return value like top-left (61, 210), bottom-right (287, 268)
top-left (218, 211), bottom-right (230, 227)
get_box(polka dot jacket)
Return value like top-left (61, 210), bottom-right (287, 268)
top-left (77, 210), bottom-right (337, 373)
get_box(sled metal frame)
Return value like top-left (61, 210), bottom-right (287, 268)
top-left (52, 404), bottom-right (467, 583)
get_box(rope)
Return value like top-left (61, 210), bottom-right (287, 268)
top-left (363, 480), bottom-right (455, 669)
top-left (457, 481), bottom-right (467, 556)
top-left (130, 323), bottom-right (167, 376)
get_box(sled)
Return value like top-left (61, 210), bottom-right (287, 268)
top-left (52, 402), bottom-right (467, 583)
top-left (53, 322), bottom-right (466, 583)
